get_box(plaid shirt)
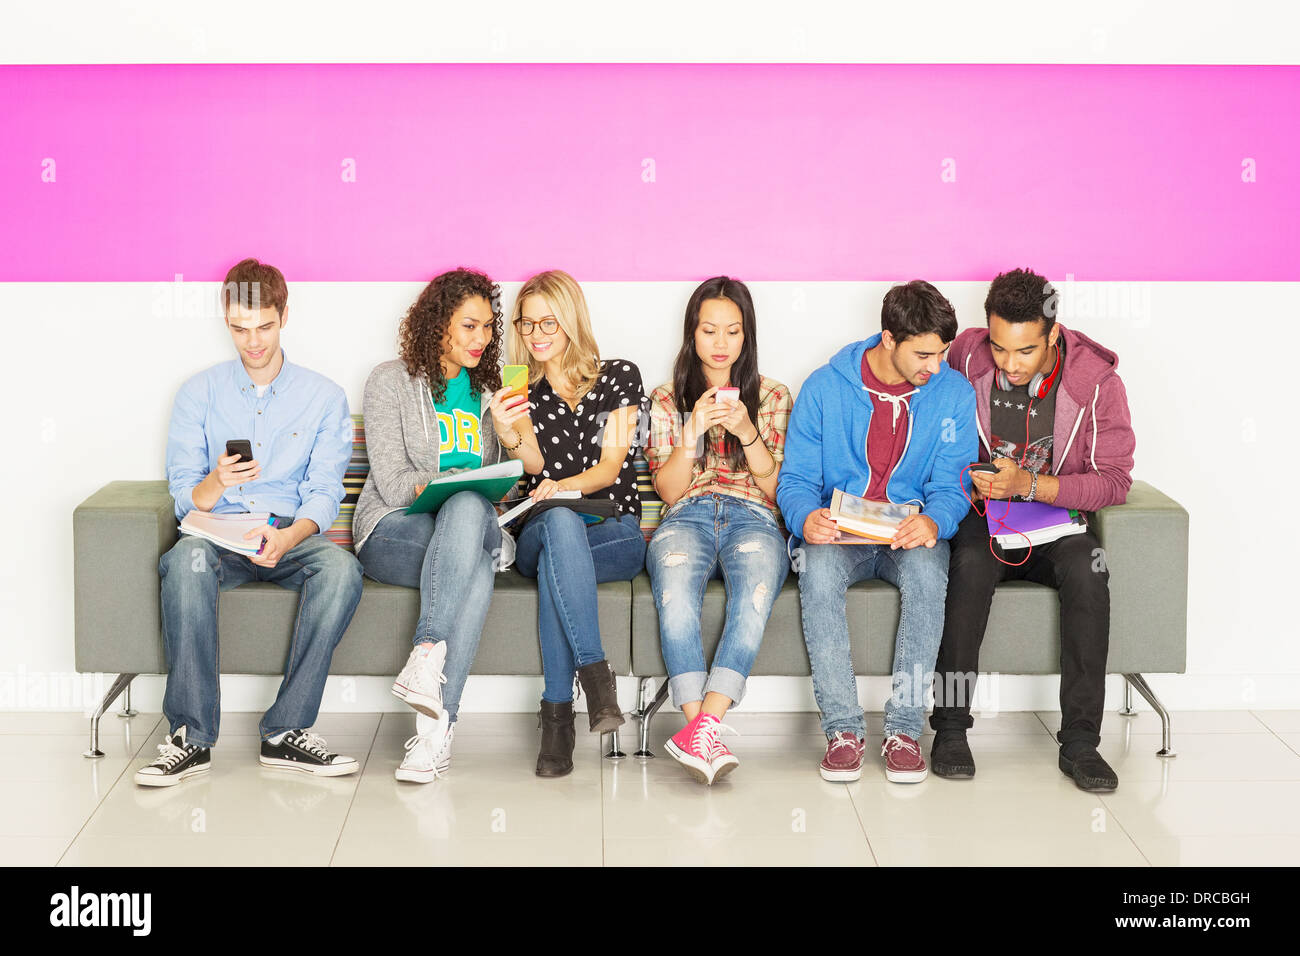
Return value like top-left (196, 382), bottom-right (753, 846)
top-left (645, 376), bottom-right (792, 516)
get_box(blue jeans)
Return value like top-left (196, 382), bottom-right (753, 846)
top-left (646, 494), bottom-right (789, 708)
top-left (514, 509), bottom-right (647, 703)
top-left (159, 531), bottom-right (364, 747)
top-left (356, 491), bottom-right (503, 723)
top-left (796, 539), bottom-right (950, 740)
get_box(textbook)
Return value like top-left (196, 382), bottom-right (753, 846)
top-left (984, 499), bottom-right (1088, 549)
top-left (179, 511), bottom-right (276, 557)
top-left (829, 488), bottom-right (920, 544)
top-left (405, 459), bottom-right (525, 515)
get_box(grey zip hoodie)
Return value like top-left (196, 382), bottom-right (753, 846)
top-left (352, 359), bottom-right (511, 564)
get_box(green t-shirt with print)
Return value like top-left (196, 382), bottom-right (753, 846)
top-left (432, 368), bottom-right (483, 471)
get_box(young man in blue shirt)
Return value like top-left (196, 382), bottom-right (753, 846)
top-left (778, 281), bottom-right (976, 784)
top-left (135, 258), bottom-right (364, 786)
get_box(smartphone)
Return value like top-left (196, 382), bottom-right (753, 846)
top-left (226, 439), bottom-right (253, 462)
top-left (715, 386), bottom-right (739, 404)
top-left (502, 364), bottom-right (529, 408)
top-left (970, 462), bottom-right (999, 474)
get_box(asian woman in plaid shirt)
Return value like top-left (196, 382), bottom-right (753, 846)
top-left (645, 276), bottom-right (793, 785)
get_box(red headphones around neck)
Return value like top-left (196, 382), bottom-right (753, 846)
top-left (995, 341), bottom-right (1061, 399)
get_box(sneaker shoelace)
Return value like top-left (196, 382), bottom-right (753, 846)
top-left (693, 717), bottom-right (738, 760)
top-left (403, 727), bottom-right (452, 775)
top-left (151, 737), bottom-right (191, 769)
top-left (414, 647), bottom-right (448, 688)
top-left (289, 731), bottom-right (335, 760)
top-left (828, 731), bottom-right (860, 754)
top-left (882, 735), bottom-right (919, 759)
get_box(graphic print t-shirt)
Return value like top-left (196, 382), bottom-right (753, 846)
top-left (432, 367), bottom-right (483, 471)
top-left (989, 337), bottom-right (1065, 478)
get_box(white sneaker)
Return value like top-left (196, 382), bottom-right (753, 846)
top-left (395, 712), bottom-right (454, 783)
top-left (392, 641), bottom-right (448, 718)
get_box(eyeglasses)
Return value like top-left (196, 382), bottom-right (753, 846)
top-left (513, 317), bottom-right (560, 335)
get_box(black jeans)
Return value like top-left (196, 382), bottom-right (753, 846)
top-left (931, 505), bottom-right (1110, 751)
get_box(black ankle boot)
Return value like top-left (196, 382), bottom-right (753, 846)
top-left (536, 699), bottom-right (575, 778)
top-left (576, 660), bottom-right (625, 734)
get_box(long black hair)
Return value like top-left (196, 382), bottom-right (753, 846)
top-left (671, 276), bottom-right (761, 472)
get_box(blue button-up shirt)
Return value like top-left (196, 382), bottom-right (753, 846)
top-left (165, 351), bottom-right (352, 535)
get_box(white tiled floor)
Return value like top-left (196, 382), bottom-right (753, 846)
top-left (4, 708), bottom-right (1297, 866)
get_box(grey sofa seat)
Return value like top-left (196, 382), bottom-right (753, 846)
top-left (73, 479), bottom-right (1188, 760)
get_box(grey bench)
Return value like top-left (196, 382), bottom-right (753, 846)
top-left (72, 479), bottom-right (1188, 760)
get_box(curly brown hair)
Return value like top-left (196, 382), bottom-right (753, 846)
top-left (398, 268), bottom-right (504, 403)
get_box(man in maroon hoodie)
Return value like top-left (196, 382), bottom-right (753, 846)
top-left (931, 268), bottom-right (1135, 792)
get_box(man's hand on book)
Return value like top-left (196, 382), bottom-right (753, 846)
top-left (802, 508), bottom-right (840, 545)
top-left (245, 523), bottom-right (299, 568)
top-left (891, 514), bottom-right (939, 550)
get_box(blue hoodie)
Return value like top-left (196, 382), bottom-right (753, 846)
top-left (777, 334), bottom-right (977, 544)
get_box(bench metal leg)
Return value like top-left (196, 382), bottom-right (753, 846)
top-left (634, 679), bottom-right (671, 758)
top-left (117, 680), bottom-right (139, 718)
top-left (603, 729), bottom-right (626, 760)
top-left (83, 672), bottom-right (137, 758)
top-left (1123, 673), bottom-right (1176, 758)
top-left (1119, 680), bottom-right (1136, 717)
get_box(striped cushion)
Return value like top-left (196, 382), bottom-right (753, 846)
top-left (634, 455), bottom-right (663, 542)
top-left (324, 414), bottom-right (369, 552)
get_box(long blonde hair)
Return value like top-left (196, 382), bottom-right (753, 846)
top-left (509, 270), bottom-right (602, 401)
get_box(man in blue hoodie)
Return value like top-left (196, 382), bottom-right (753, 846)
top-left (778, 281), bottom-right (976, 783)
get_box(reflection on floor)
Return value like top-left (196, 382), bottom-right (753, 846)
top-left (4, 708), bottom-right (1299, 866)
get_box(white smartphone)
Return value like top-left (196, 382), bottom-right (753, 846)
top-left (715, 386), bottom-right (739, 403)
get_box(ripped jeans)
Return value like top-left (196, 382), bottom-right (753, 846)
top-left (646, 494), bottom-right (790, 709)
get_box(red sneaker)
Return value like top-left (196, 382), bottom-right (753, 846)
top-left (819, 731), bottom-right (865, 782)
top-left (882, 733), bottom-right (928, 783)
top-left (665, 713), bottom-right (715, 785)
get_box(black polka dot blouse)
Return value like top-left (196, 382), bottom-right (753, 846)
top-left (524, 359), bottom-right (648, 519)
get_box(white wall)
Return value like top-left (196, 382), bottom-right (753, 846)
top-left (5, 3), bottom-right (1299, 714)
top-left (4, 278), bottom-right (1298, 715)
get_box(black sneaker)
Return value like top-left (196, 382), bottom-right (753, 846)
top-left (1059, 747), bottom-right (1119, 792)
top-left (931, 730), bottom-right (976, 778)
top-left (134, 726), bottom-right (211, 787)
top-left (259, 729), bottom-right (358, 776)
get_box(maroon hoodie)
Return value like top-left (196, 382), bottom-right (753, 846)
top-left (948, 323), bottom-right (1135, 512)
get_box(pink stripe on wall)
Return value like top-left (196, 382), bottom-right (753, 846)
top-left (1, 64), bottom-right (1296, 282)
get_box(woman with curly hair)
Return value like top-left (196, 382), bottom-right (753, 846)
top-left (353, 268), bottom-right (533, 782)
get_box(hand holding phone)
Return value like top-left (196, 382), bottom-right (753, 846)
top-left (215, 439), bottom-right (260, 488)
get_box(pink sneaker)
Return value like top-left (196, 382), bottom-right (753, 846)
top-left (700, 714), bottom-right (740, 783)
top-left (819, 731), bottom-right (865, 782)
top-left (882, 733), bottom-right (928, 783)
top-left (665, 712), bottom-right (714, 784)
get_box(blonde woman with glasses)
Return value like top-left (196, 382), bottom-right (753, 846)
top-left (502, 270), bottom-right (649, 777)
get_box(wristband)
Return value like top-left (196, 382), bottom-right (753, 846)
top-left (1026, 470), bottom-right (1039, 502)
top-left (500, 428), bottom-right (524, 451)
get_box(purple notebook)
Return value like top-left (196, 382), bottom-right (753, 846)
top-left (984, 500), bottom-right (1087, 548)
